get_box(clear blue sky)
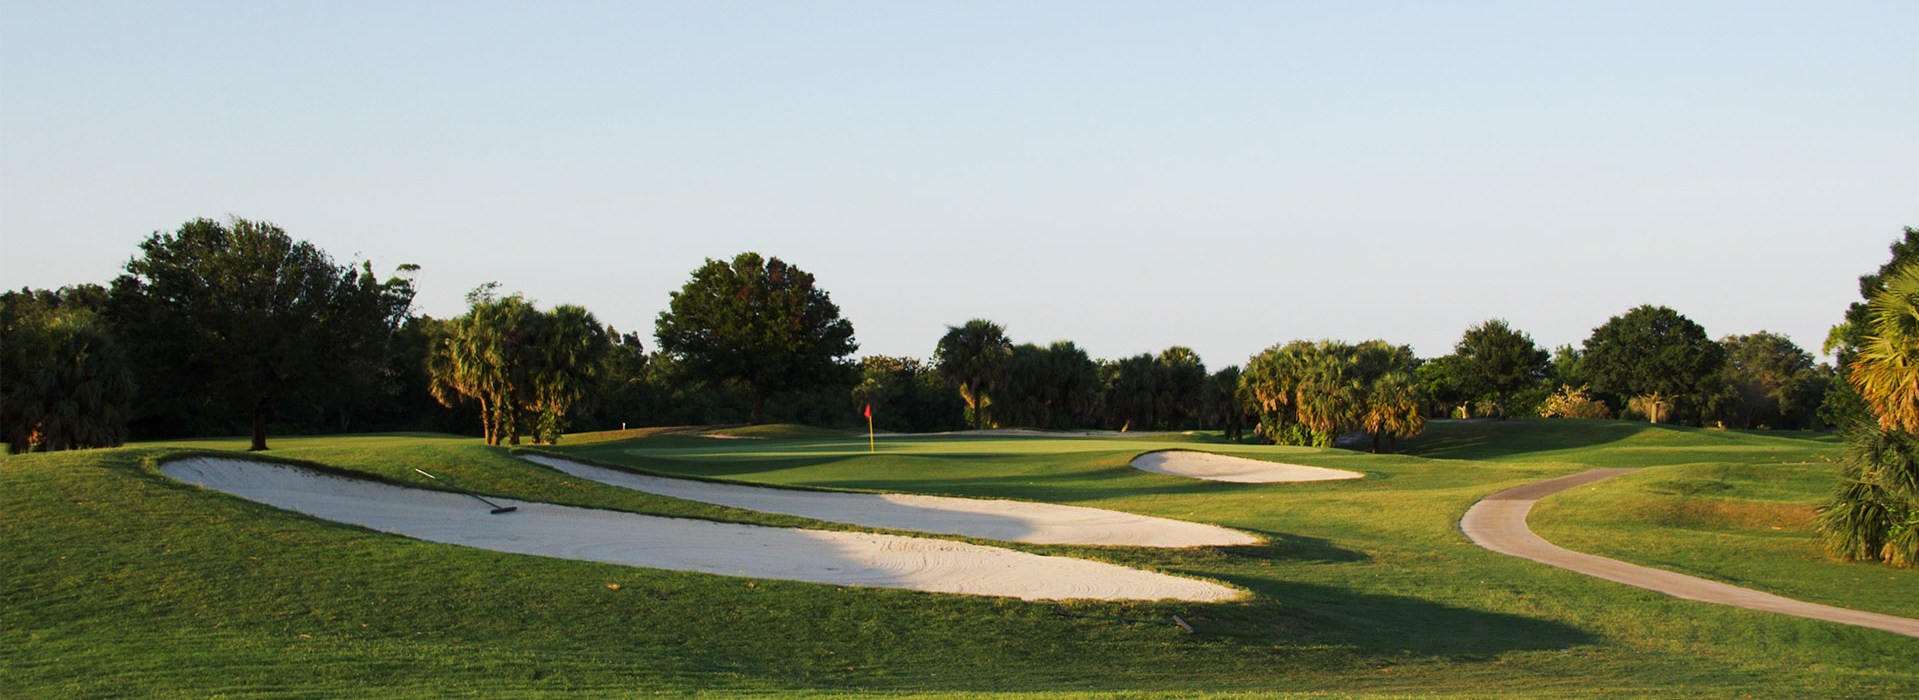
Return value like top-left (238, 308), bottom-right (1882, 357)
top-left (3, 1), bottom-right (1913, 368)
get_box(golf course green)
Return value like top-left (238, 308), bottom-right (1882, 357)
top-left (5, 419), bottom-right (1916, 698)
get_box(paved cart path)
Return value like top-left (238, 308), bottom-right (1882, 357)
top-left (1461, 468), bottom-right (1919, 638)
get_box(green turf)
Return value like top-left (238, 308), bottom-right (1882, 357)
top-left (4, 422), bottom-right (1916, 698)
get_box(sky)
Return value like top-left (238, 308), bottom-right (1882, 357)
top-left (3, 1), bottom-right (1914, 368)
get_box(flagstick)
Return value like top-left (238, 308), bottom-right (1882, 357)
top-left (868, 413), bottom-right (875, 453)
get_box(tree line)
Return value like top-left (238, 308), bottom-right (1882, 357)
top-left (2, 219), bottom-right (1911, 458)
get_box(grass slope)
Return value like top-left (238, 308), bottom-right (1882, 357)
top-left (4, 423), bottom-right (1915, 698)
top-left (1405, 419), bottom-right (1919, 620)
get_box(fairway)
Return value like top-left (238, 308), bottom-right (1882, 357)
top-left (6, 421), bottom-right (1918, 697)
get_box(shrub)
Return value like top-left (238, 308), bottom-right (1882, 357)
top-left (1539, 385), bottom-right (1611, 419)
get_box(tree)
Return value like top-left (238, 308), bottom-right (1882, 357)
top-left (654, 253), bottom-right (858, 424)
top-left (107, 217), bottom-right (413, 450)
top-left (1201, 366), bottom-right (1247, 440)
top-left (1101, 354), bottom-right (1161, 431)
top-left (1362, 370), bottom-right (1424, 453)
top-left (853, 355), bottom-right (965, 433)
top-left (934, 319), bottom-right (1011, 429)
top-left (1581, 305), bottom-right (1725, 424)
top-left (1156, 346), bottom-right (1207, 430)
top-left (1415, 355), bottom-right (1467, 418)
top-left (1816, 257), bottom-right (1919, 568)
top-left (2, 288), bottom-right (136, 453)
top-left (1450, 319), bottom-right (1549, 419)
top-left (1822, 227), bottom-right (1919, 427)
top-left (1715, 332), bottom-right (1830, 429)
top-left (428, 288), bottom-right (610, 445)
top-left (1848, 262), bottom-right (1919, 434)
top-left (1000, 341), bottom-right (1101, 429)
top-left (1241, 339), bottom-right (1423, 449)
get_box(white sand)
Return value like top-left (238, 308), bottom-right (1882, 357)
top-left (162, 457), bottom-right (1241, 602)
top-left (519, 454), bottom-right (1257, 548)
top-left (1130, 450), bottom-right (1364, 483)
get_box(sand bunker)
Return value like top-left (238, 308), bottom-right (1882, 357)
top-left (520, 454), bottom-right (1257, 548)
top-left (1130, 450), bottom-right (1364, 483)
top-left (162, 458), bottom-right (1239, 602)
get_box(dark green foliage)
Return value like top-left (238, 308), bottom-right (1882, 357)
top-left (1241, 339), bottom-right (1424, 449)
top-left (1202, 365), bottom-right (1249, 441)
top-left (427, 288), bottom-right (611, 445)
top-left (1821, 226), bottom-right (1919, 427)
top-left (1415, 355), bottom-right (1466, 418)
top-left (1, 287), bottom-right (135, 453)
top-left (1450, 319), bottom-right (1549, 419)
top-left (1548, 344), bottom-right (1588, 390)
top-left (1155, 346), bottom-right (1207, 430)
top-left (1000, 341), bottom-right (1103, 430)
top-left (1581, 305), bottom-right (1726, 424)
top-left (1818, 427), bottom-right (1919, 567)
top-left (654, 253), bottom-right (858, 424)
top-left (1100, 353), bottom-right (1161, 430)
top-left (933, 319), bottom-right (1011, 429)
top-left (106, 217), bottom-right (414, 450)
top-left (1714, 332), bottom-right (1831, 430)
top-left (852, 356), bottom-right (967, 432)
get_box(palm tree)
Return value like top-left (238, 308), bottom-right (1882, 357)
top-left (1362, 371), bottom-right (1425, 453)
top-left (527, 305), bottom-right (608, 444)
top-left (934, 319), bottom-right (1010, 430)
top-left (1820, 261), bottom-right (1919, 567)
top-left (1851, 262), bottom-right (1919, 433)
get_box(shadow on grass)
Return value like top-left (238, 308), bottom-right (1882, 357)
top-left (1185, 576), bottom-right (1598, 658)
top-left (1400, 419), bottom-right (1651, 462)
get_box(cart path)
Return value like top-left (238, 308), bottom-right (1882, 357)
top-left (1461, 468), bottom-right (1919, 638)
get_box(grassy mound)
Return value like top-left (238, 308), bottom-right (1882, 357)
top-left (5, 424), bottom-right (1916, 697)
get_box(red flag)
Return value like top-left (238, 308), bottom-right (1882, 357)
top-left (863, 404), bottom-right (872, 420)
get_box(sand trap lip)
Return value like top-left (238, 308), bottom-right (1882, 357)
top-left (1130, 450), bottom-right (1364, 483)
top-left (519, 454), bottom-right (1257, 548)
top-left (161, 457), bottom-right (1240, 602)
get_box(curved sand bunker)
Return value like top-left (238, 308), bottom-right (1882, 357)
top-left (162, 458), bottom-right (1240, 602)
top-left (520, 454), bottom-right (1257, 548)
top-left (1131, 450), bottom-right (1364, 483)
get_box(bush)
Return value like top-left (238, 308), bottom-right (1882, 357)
top-left (1539, 385), bottom-right (1611, 419)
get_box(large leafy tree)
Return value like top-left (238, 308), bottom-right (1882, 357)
top-left (1451, 319), bottom-right (1549, 418)
top-left (107, 217), bottom-right (413, 450)
top-left (429, 287), bottom-right (610, 445)
top-left (1715, 331), bottom-right (1830, 429)
top-left (1581, 305), bottom-right (1725, 424)
top-left (655, 253), bottom-right (858, 424)
top-left (934, 319), bottom-right (1011, 429)
top-left (1, 287), bottom-right (136, 453)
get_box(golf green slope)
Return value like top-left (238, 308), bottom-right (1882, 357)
top-left (4, 422), bottom-right (1915, 698)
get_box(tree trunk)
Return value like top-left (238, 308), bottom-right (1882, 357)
top-left (477, 395), bottom-right (494, 445)
top-left (249, 401), bottom-right (270, 451)
top-left (750, 393), bottom-right (767, 425)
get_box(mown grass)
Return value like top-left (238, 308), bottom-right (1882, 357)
top-left (1414, 420), bottom-right (1919, 620)
top-left (4, 422), bottom-right (1916, 698)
